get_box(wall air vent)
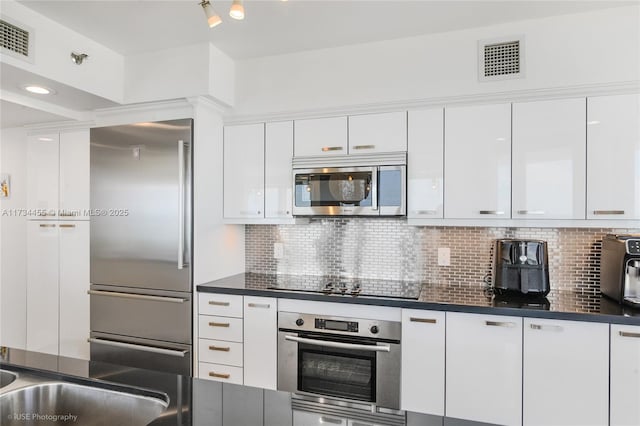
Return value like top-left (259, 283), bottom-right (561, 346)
top-left (1, 17), bottom-right (33, 61)
top-left (478, 36), bottom-right (524, 82)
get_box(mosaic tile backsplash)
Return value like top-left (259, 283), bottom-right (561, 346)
top-left (245, 218), bottom-right (639, 294)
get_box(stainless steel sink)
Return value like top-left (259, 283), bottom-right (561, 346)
top-left (0, 370), bottom-right (17, 388)
top-left (0, 369), bottom-right (169, 426)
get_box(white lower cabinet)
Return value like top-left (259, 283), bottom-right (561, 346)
top-left (523, 318), bottom-right (609, 426)
top-left (446, 312), bottom-right (522, 426)
top-left (610, 324), bottom-right (640, 426)
top-left (401, 309), bottom-right (445, 415)
top-left (197, 362), bottom-right (244, 385)
top-left (244, 296), bottom-right (277, 390)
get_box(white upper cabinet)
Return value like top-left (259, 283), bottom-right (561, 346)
top-left (27, 134), bottom-right (60, 219)
top-left (348, 111), bottom-right (407, 154)
top-left (610, 324), bottom-right (640, 426)
top-left (407, 109), bottom-right (444, 219)
top-left (294, 116), bottom-right (347, 157)
top-left (587, 94), bottom-right (640, 220)
top-left (444, 103), bottom-right (511, 219)
top-left (265, 121), bottom-right (294, 219)
top-left (512, 98), bottom-right (586, 220)
top-left (59, 130), bottom-right (90, 219)
top-left (223, 124), bottom-right (265, 219)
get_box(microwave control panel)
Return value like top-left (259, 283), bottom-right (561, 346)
top-left (627, 239), bottom-right (640, 255)
top-left (315, 318), bottom-right (359, 333)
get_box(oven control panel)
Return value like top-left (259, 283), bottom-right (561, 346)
top-left (315, 318), bottom-right (359, 333)
top-left (626, 239), bottom-right (640, 255)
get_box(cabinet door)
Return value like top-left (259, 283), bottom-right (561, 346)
top-left (26, 221), bottom-right (59, 355)
top-left (444, 104), bottom-right (511, 219)
top-left (446, 312), bottom-right (522, 425)
top-left (523, 318), bottom-right (609, 426)
top-left (513, 98), bottom-right (586, 219)
top-left (265, 121), bottom-right (294, 218)
top-left (401, 309), bottom-right (445, 415)
top-left (59, 221), bottom-right (90, 359)
top-left (407, 109), bottom-right (444, 219)
top-left (223, 124), bottom-right (265, 219)
top-left (59, 130), bottom-right (90, 220)
top-left (244, 296), bottom-right (277, 390)
top-left (610, 324), bottom-right (640, 426)
top-left (587, 94), bottom-right (640, 220)
top-left (27, 134), bottom-right (59, 219)
top-left (294, 116), bottom-right (347, 157)
top-left (348, 111), bottom-right (407, 154)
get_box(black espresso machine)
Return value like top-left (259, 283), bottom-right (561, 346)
top-left (600, 234), bottom-right (640, 307)
top-left (493, 239), bottom-right (550, 296)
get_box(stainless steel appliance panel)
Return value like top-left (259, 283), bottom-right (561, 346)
top-left (89, 284), bottom-right (191, 344)
top-left (90, 119), bottom-right (192, 292)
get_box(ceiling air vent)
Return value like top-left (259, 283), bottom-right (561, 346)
top-left (1, 17), bottom-right (33, 61)
top-left (478, 36), bottom-right (524, 82)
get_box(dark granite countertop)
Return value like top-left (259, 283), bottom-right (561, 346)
top-left (197, 273), bottom-right (640, 326)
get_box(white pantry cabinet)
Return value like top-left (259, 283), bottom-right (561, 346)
top-left (348, 111), bottom-right (407, 154)
top-left (587, 94), bottom-right (640, 220)
top-left (407, 109), bottom-right (444, 219)
top-left (523, 318), bottom-right (609, 426)
top-left (243, 296), bottom-right (277, 390)
top-left (27, 134), bottom-right (60, 219)
top-left (223, 124), bottom-right (265, 219)
top-left (512, 98), bottom-right (586, 220)
top-left (444, 103), bottom-right (511, 219)
top-left (59, 130), bottom-right (90, 218)
top-left (446, 312), bottom-right (522, 426)
top-left (294, 116), bottom-right (347, 157)
top-left (610, 324), bottom-right (640, 426)
top-left (265, 121), bottom-right (294, 219)
top-left (401, 309), bottom-right (445, 416)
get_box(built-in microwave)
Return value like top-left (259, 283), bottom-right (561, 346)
top-left (292, 153), bottom-right (406, 216)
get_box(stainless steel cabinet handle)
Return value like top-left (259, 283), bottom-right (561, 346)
top-left (321, 146), bottom-right (343, 152)
top-left (209, 345), bottom-right (230, 352)
top-left (87, 290), bottom-right (187, 303)
top-left (530, 324), bottom-right (563, 332)
top-left (479, 210), bottom-right (505, 215)
top-left (247, 303), bottom-right (270, 309)
top-left (37, 212), bottom-right (56, 217)
top-left (593, 210), bottom-right (625, 215)
top-left (209, 372), bottom-right (231, 379)
top-left (371, 166), bottom-right (378, 211)
top-left (319, 417), bottom-right (342, 425)
top-left (620, 331), bottom-right (640, 338)
top-left (352, 145), bottom-right (375, 150)
top-left (59, 224), bottom-right (76, 228)
top-left (485, 320), bottom-right (516, 328)
top-left (208, 301), bottom-right (230, 306)
top-left (410, 317), bottom-right (437, 324)
top-left (59, 212), bottom-right (77, 217)
top-left (516, 210), bottom-right (545, 215)
top-left (352, 422), bottom-right (374, 426)
top-left (208, 322), bottom-right (230, 327)
top-left (39, 224), bottom-right (56, 228)
top-left (177, 139), bottom-right (185, 271)
top-left (414, 210), bottom-right (437, 215)
top-left (88, 338), bottom-right (188, 357)
top-left (284, 335), bottom-right (390, 352)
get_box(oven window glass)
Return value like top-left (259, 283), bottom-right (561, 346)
top-left (295, 172), bottom-right (373, 207)
top-left (298, 343), bottom-right (375, 402)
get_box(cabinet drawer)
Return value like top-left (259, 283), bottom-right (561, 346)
top-left (198, 362), bottom-right (243, 385)
top-left (198, 315), bottom-right (243, 342)
top-left (198, 293), bottom-right (243, 317)
top-left (199, 338), bottom-right (243, 366)
top-left (293, 410), bottom-right (346, 426)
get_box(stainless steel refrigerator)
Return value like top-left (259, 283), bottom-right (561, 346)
top-left (88, 119), bottom-right (193, 376)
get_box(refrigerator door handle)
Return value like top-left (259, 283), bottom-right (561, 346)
top-left (178, 139), bottom-right (186, 270)
top-left (88, 337), bottom-right (188, 357)
top-left (87, 290), bottom-right (188, 303)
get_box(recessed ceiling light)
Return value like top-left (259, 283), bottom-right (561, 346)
top-left (22, 85), bottom-right (54, 95)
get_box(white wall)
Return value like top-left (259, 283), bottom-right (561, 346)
top-left (0, 127), bottom-right (27, 349)
top-left (231, 5), bottom-right (640, 119)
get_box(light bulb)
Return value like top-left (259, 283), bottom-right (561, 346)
top-left (201, 1), bottom-right (222, 28)
top-left (229, 0), bottom-right (245, 20)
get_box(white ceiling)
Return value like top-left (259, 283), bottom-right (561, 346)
top-left (17, 0), bottom-right (637, 60)
top-left (0, 100), bottom-right (68, 128)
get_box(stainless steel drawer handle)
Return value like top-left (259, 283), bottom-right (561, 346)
top-left (319, 417), bottom-right (342, 425)
top-left (593, 210), bottom-right (625, 215)
top-left (620, 331), bottom-right (640, 338)
top-left (479, 210), bottom-right (505, 215)
top-left (410, 317), bottom-right (437, 324)
top-left (209, 372), bottom-right (231, 379)
top-left (87, 338), bottom-right (188, 357)
top-left (247, 303), bottom-right (270, 309)
top-left (209, 345), bottom-right (230, 352)
top-left (485, 320), bottom-right (516, 328)
top-left (285, 335), bottom-right (390, 352)
top-left (352, 145), bottom-right (375, 150)
top-left (59, 212), bottom-right (77, 217)
top-left (59, 224), bottom-right (76, 228)
top-left (352, 423), bottom-right (374, 426)
top-left (39, 224), bottom-right (56, 228)
top-left (87, 290), bottom-right (187, 304)
top-left (321, 146), bottom-right (343, 152)
top-left (517, 210), bottom-right (545, 215)
top-left (208, 322), bottom-right (230, 327)
top-left (414, 210), bottom-right (437, 215)
top-left (530, 324), bottom-right (563, 332)
top-left (208, 301), bottom-right (230, 306)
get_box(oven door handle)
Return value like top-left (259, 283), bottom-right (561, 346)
top-left (284, 335), bottom-right (391, 352)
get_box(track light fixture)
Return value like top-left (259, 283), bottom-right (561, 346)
top-left (229, 0), bottom-right (245, 20)
top-left (200, 0), bottom-right (221, 28)
top-left (70, 52), bottom-right (88, 65)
